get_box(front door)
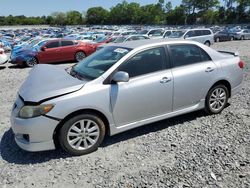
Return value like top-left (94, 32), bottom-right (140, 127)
top-left (111, 47), bottom-right (173, 127)
top-left (38, 41), bottom-right (61, 63)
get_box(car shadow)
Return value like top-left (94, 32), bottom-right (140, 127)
top-left (8, 65), bottom-right (27, 69)
top-left (0, 66), bottom-right (6, 70)
top-left (101, 110), bottom-right (208, 147)
top-left (0, 110), bottom-right (209, 165)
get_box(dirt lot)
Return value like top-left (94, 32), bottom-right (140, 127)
top-left (0, 41), bottom-right (249, 188)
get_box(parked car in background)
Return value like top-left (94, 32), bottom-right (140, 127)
top-left (214, 30), bottom-right (234, 42)
top-left (0, 39), bottom-right (12, 52)
top-left (139, 28), bottom-right (165, 39)
top-left (163, 30), bottom-right (175, 38)
top-left (168, 29), bottom-right (214, 46)
top-left (230, 29), bottom-right (250, 40)
top-left (10, 39), bottom-right (96, 67)
top-left (11, 39), bottom-right (244, 155)
top-left (0, 48), bottom-right (8, 65)
top-left (113, 35), bottom-right (149, 43)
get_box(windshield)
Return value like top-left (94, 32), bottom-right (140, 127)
top-left (72, 46), bottom-right (131, 80)
top-left (169, 31), bottom-right (186, 38)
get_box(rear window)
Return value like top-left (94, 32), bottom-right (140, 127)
top-left (169, 44), bottom-right (212, 67)
top-left (202, 30), bottom-right (212, 35)
top-left (62, 40), bottom-right (74, 46)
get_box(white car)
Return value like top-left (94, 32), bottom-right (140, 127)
top-left (0, 48), bottom-right (8, 65)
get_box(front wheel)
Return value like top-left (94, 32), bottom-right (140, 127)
top-left (26, 57), bottom-right (38, 67)
top-left (205, 85), bottom-right (229, 114)
top-left (75, 51), bottom-right (86, 62)
top-left (59, 114), bottom-right (106, 156)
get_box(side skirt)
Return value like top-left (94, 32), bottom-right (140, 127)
top-left (109, 100), bottom-right (205, 136)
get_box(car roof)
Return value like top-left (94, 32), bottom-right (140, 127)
top-left (105, 38), bottom-right (198, 49)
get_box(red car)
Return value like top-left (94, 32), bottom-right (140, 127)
top-left (10, 39), bottom-right (97, 67)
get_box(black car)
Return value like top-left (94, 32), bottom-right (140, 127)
top-left (214, 31), bottom-right (234, 42)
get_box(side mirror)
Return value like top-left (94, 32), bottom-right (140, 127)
top-left (41, 46), bottom-right (46, 51)
top-left (112, 71), bottom-right (129, 83)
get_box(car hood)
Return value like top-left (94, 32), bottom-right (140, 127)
top-left (19, 64), bottom-right (86, 103)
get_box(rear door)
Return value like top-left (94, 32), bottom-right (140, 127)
top-left (38, 41), bottom-right (60, 63)
top-left (59, 40), bottom-right (76, 61)
top-left (168, 44), bottom-right (218, 111)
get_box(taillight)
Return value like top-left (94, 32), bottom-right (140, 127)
top-left (0, 51), bottom-right (3, 54)
top-left (238, 61), bottom-right (244, 69)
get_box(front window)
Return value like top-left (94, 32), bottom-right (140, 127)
top-left (72, 46), bottom-right (131, 80)
top-left (118, 47), bottom-right (167, 78)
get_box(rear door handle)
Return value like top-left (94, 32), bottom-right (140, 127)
top-left (160, 77), bottom-right (171, 83)
top-left (205, 67), bottom-right (214, 72)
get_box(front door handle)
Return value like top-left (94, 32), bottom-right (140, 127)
top-left (160, 77), bottom-right (171, 83)
top-left (205, 67), bottom-right (214, 72)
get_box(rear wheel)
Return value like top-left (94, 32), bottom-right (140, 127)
top-left (59, 114), bottom-right (106, 156)
top-left (215, 38), bottom-right (220, 42)
top-left (230, 36), bottom-right (234, 41)
top-left (26, 57), bottom-right (38, 67)
top-left (205, 85), bottom-right (229, 114)
top-left (75, 51), bottom-right (86, 62)
top-left (240, 36), bottom-right (244, 40)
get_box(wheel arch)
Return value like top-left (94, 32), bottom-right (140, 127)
top-left (209, 80), bottom-right (231, 98)
top-left (53, 108), bottom-right (110, 148)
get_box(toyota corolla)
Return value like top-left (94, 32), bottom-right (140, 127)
top-left (11, 39), bottom-right (244, 155)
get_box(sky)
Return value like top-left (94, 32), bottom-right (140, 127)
top-left (0, 0), bottom-right (183, 17)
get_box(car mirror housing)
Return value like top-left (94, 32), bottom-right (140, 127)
top-left (112, 71), bottom-right (129, 83)
top-left (41, 46), bottom-right (46, 51)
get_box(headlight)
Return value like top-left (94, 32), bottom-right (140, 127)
top-left (19, 104), bottom-right (54, 119)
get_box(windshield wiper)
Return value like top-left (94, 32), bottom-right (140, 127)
top-left (67, 67), bottom-right (91, 81)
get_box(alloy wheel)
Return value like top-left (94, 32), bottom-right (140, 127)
top-left (75, 51), bottom-right (86, 62)
top-left (67, 119), bottom-right (100, 150)
top-left (209, 88), bottom-right (227, 112)
top-left (26, 57), bottom-right (37, 67)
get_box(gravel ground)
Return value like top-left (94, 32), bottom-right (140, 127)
top-left (0, 41), bottom-right (249, 188)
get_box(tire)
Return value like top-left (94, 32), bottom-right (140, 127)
top-left (230, 36), bottom-right (234, 41)
top-left (240, 36), bottom-right (244, 40)
top-left (205, 84), bottom-right (229, 115)
top-left (75, 51), bottom-right (86, 62)
top-left (59, 114), bottom-right (106, 156)
top-left (26, 57), bottom-right (38, 67)
top-left (204, 41), bottom-right (211, 47)
top-left (215, 38), bottom-right (220, 42)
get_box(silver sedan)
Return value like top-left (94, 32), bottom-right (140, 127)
top-left (11, 39), bottom-right (244, 155)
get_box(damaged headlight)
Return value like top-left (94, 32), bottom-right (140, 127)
top-left (19, 104), bottom-right (54, 119)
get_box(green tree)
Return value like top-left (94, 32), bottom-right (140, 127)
top-left (66, 11), bottom-right (82, 25)
top-left (51, 12), bottom-right (67, 25)
top-left (86, 7), bottom-right (109, 24)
